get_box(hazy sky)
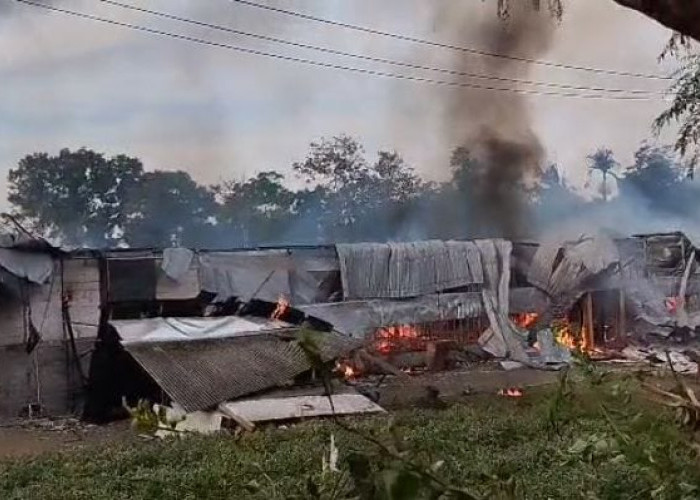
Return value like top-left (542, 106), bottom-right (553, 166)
top-left (0, 0), bottom-right (678, 208)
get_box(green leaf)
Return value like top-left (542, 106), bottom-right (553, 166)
top-left (568, 438), bottom-right (590, 455)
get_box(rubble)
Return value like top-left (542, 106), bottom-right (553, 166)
top-left (616, 345), bottom-right (699, 374)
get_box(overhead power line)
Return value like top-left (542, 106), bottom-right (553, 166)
top-left (14, 0), bottom-right (663, 101)
top-left (228, 0), bottom-right (672, 81)
top-left (97, 0), bottom-right (665, 96)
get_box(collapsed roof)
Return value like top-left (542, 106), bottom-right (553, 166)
top-left (109, 316), bottom-right (360, 412)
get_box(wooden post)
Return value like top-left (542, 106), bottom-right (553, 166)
top-left (619, 289), bottom-right (626, 343)
top-left (583, 293), bottom-right (594, 350)
top-left (426, 340), bottom-right (457, 371)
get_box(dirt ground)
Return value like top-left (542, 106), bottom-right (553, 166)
top-left (0, 419), bottom-right (133, 460)
top-left (370, 365), bottom-right (561, 408)
top-left (0, 366), bottom-right (563, 460)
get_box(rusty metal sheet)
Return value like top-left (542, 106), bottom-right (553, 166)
top-left (123, 331), bottom-right (359, 412)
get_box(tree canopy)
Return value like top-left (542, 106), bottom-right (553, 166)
top-left (499, 0), bottom-right (700, 42)
top-left (8, 148), bottom-right (142, 247)
top-left (9, 138), bottom-right (699, 248)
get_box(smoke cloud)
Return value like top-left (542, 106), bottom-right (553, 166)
top-left (0, 0), bottom-right (62, 15)
top-left (433, 2), bottom-right (556, 238)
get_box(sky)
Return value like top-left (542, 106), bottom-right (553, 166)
top-left (0, 0), bottom-right (680, 209)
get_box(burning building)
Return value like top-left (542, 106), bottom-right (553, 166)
top-left (0, 227), bottom-right (699, 423)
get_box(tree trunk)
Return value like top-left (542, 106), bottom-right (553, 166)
top-left (602, 171), bottom-right (608, 202)
top-left (614, 0), bottom-right (700, 42)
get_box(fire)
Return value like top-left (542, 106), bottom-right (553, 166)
top-left (666, 296), bottom-right (681, 314)
top-left (271, 295), bottom-right (290, 320)
top-left (375, 324), bottom-right (419, 353)
top-left (335, 361), bottom-right (357, 380)
top-left (513, 312), bottom-right (538, 329)
top-left (554, 321), bottom-right (577, 350)
top-left (498, 387), bottom-right (524, 398)
top-left (552, 320), bottom-right (594, 353)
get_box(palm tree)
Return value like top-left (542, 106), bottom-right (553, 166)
top-left (587, 148), bottom-right (619, 202)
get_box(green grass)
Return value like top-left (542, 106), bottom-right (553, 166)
top-left (1, 381), bottom-right (699, 499)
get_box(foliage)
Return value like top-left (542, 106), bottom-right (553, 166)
top-left (7, 149), bottom-right (217, 248)
top-left (7, 148), bottom-right (143, 246)
top-left (655, 54), bottom-right (700, 164)
top-left (2, 379), bottom-right (699, 499)
top-left (8, 137), bottom-right (700, 249)
top-left (123, 170), bottom-right (217, 248)
top-left (217, 171), bottom-right (296, 247)
top-left (587, 148), bottom-right (619, 177)
top-left (291, 135), bottom-right (429, 242)
top-left (586, 147), bottom-right (621, 202)
top-left (616, 143), bottom-right (696, 215)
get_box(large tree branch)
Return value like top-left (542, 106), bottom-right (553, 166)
top-left (614, 0), bottom-right (700, 42)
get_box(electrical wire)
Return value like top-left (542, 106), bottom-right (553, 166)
top-left (98, 0), bottom-right (665, 96)
top-left (227, 0), bottom-right (672, 81)
top-left (14, 0), bottom-right (664, 100)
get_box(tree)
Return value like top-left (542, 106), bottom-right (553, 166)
top-left (292, 135), bottom-right (371, 240)
top-left (442, 147), bottom-right (488, 237)
top-left (357, 150), bottom-right (432, 240)
top-left (587, 148), bottom-right (620, 202)
top-left (122, 171), bottom-right (217, 248)
top-left (526, 163), bottom-right (587, 231)
top-left (500, 0), bottom-right (700, 41)
top-left (655, 55), bottom-right (700, 163)
top-left (612, 1), bottom-right (700, 42)
top-left (498, 1), bottom-right (700, 175)
top-left (293, 135), bottom-right (370, 192)
top-left (618, 143), bottom-right (693, 214)
top-left (8, 148), bottom-right (143, 247)
top-left (291, 136), bottom-right (432, 242)
top-left (217, 171), bottom-right (296, 246)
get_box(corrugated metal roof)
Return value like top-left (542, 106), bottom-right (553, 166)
top-left (299, 292), bottom-right (484, 338)
top-left (123, 331), bottom-right (359, 412)
top-left (336, 240), bottom-right (492, 300)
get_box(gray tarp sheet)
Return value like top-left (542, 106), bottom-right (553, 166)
top-left (336, 240), bottom-right (484, 300)
top-left (528, 233), bottom-right (620, 299)
top-left (113, 316), bottom-right (295, 344)
top-left (199, 251), bottom-right (292, 303)
top-left (0, 248), bottom-right (53, 284)
top-left (198, 248), bottom-right (339, 304)
top-left (525, 233), bottom-right (621, 327)
top-left (162, 248), bottom-right (195, 281)
top-left (287, 248), bottom-right (340, 305)
top-left (475, 240), bottom-right (568, 369)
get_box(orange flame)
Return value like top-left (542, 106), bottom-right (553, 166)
top-left (513, 312), bottom-right (538, 329)
top-left (553, 320), bottom-right (594, 353)
top-left (498, 387), bottom-right (524, 398)
top-left (271, 295), bottom-right (290, 320)
top-left (375, 324), bottom-right (419, 353)
top-left (336, 361), bottom-right (357, 380)
top-left (666, 296), bottom-right (681, 314)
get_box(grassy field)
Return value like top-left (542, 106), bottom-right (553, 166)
top-left (1, 377), bottom-right (700, 499)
